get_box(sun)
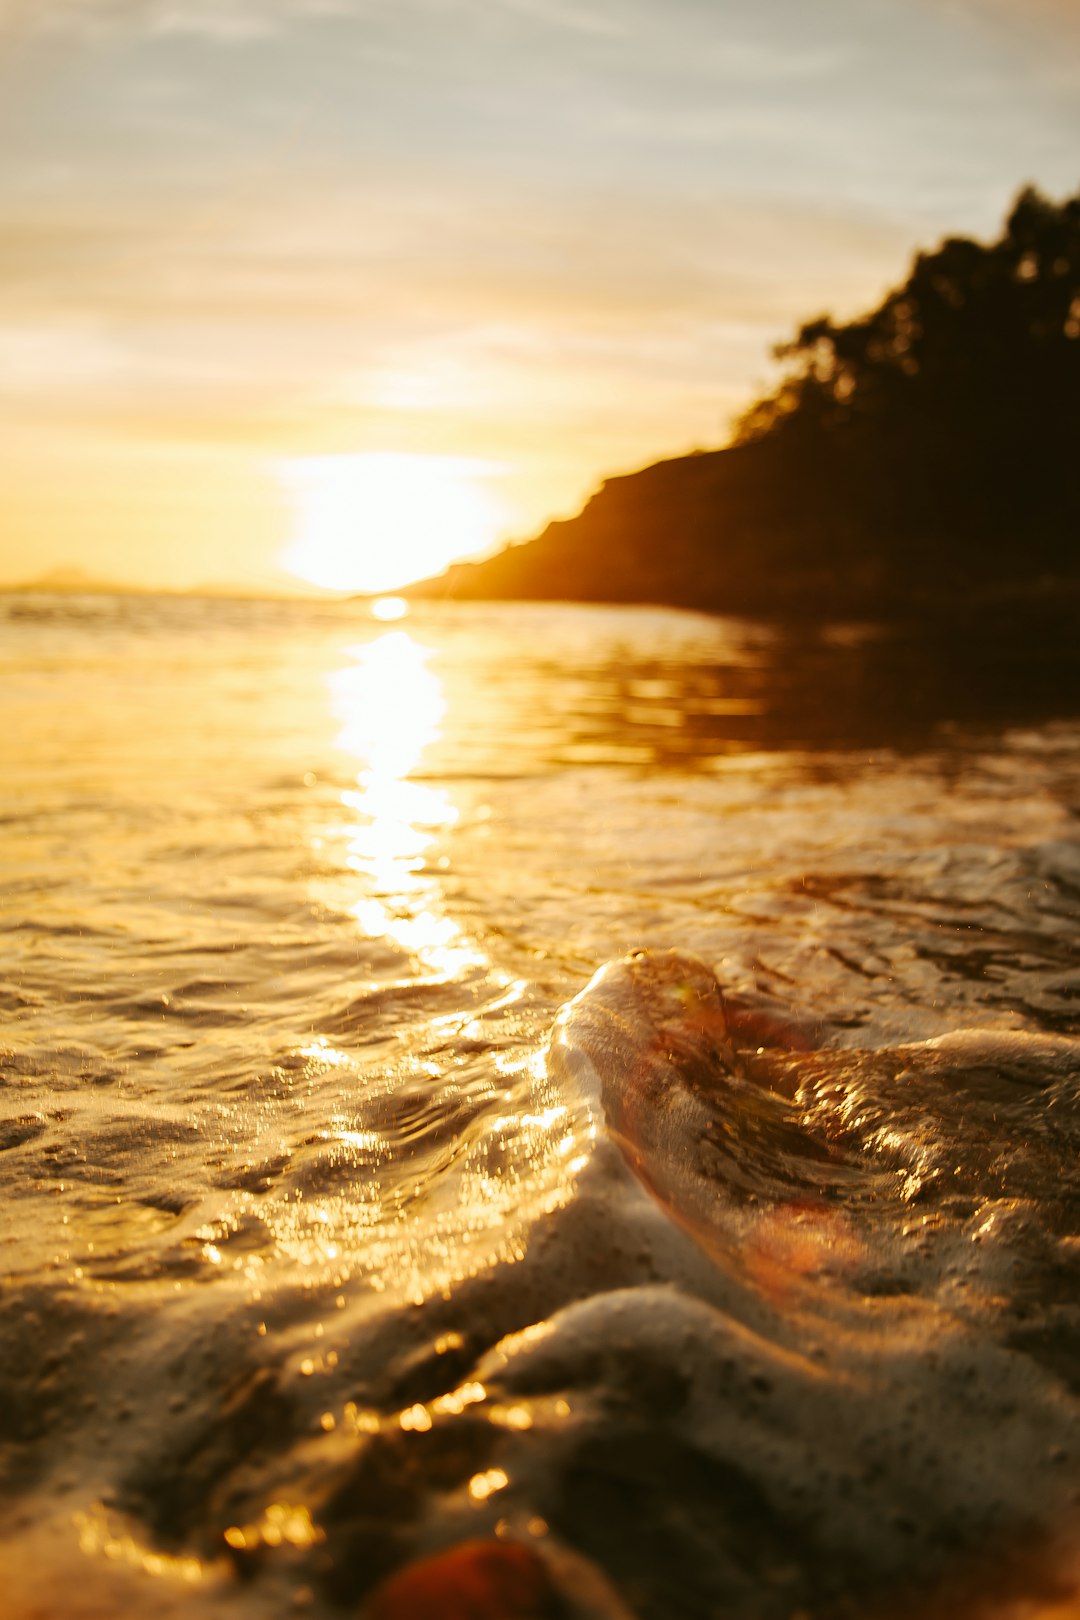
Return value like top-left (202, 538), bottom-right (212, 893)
top-left (278, 452), bottom-right (505, 594)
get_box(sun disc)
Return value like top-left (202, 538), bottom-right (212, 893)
top-left (278, 452), bottom-right (504, 594)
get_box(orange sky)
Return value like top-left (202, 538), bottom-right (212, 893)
top-left (1, 0), bottom-right (1079, 593)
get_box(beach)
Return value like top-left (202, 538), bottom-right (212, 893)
top-left (3, 591), bottom-right (1080, 1618)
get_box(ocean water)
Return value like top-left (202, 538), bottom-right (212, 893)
top-left (2, 590), bottom-right (1080, 1620)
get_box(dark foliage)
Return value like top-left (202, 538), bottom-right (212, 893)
top-left (734, 184), bottom-right (1080, 588)
top-left (413, 186), bottom-right (1080, 617)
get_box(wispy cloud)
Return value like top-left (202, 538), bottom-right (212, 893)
top-left (0, 172), bottom-right (910, 334)
top-left (915, 0), bottom-right (1080, 43)
top-left (0, 168), bottom-right (914, 480)
top-left (0, 0), bottom-right (628, 41)
top-left (496, 0), bottom-right (626, 39)
top-left (0, 0), bottom-right (352, 40)
top-left (943, 0), bottom-right (1080, 19)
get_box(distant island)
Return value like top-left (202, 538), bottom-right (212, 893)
top-left (408, 185), bottom-right (1079, 619)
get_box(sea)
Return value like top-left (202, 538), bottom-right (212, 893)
top-left (3, 589), bottom-right (1080, 1620)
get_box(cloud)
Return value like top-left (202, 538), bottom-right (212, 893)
top-left (0, 173), bottom-right (910, 339)
top-left (916, 0), bottom-right (1080, 38)
top-left (0, 0), bottom-right (352, 41)
top-left (953, 0), bottom-right (1080, 17)
top-left (0, 0), bottom-right (630, 41)
top-left (908, 0), bottom-right (1080, 93)
top-left (0, 168), bottom-right (916, 495)
top-left (496, 0), bottom-right (625, 38)
top-left (2, 0), bottom-right (1073, 498)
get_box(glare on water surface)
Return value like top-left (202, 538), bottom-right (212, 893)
top-left (329, 626), bottom-right (484, 980)
top-left (242, 615), bottom-right (592, 1312)
top-left (3, 595), bottom-right (1080, 1618)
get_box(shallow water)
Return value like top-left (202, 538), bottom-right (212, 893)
top-left (2, 591), bottom-right (1080, 1619)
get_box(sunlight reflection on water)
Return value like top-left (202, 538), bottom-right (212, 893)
top-left (3, 596), bottom-right (1080, 1618)
top-left (329, 629), bottom-right (485, 980)
top-left (239, 623), bottom-right (600, 1317)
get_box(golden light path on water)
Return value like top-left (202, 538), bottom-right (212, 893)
top-left (329, 625), bottom-right (484, 979)
top-left (244, 608), bottom-right (595, 1326)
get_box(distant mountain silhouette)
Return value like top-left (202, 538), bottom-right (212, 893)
top-left (409, 185), bottom-right (1080, 618)
top-left (17, 566), bottom-right (127, 594)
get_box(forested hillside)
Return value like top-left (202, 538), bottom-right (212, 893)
top-left (411, 186), bottom-right (1080, 617)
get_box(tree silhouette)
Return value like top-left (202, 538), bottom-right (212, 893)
top-left (734, 185), bottom-right (1080, 591)
top-left (415, 185), bottom-right (1080, 617)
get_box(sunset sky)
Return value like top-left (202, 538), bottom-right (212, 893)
top-left (2, 0), bottom-right (1079, 594)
